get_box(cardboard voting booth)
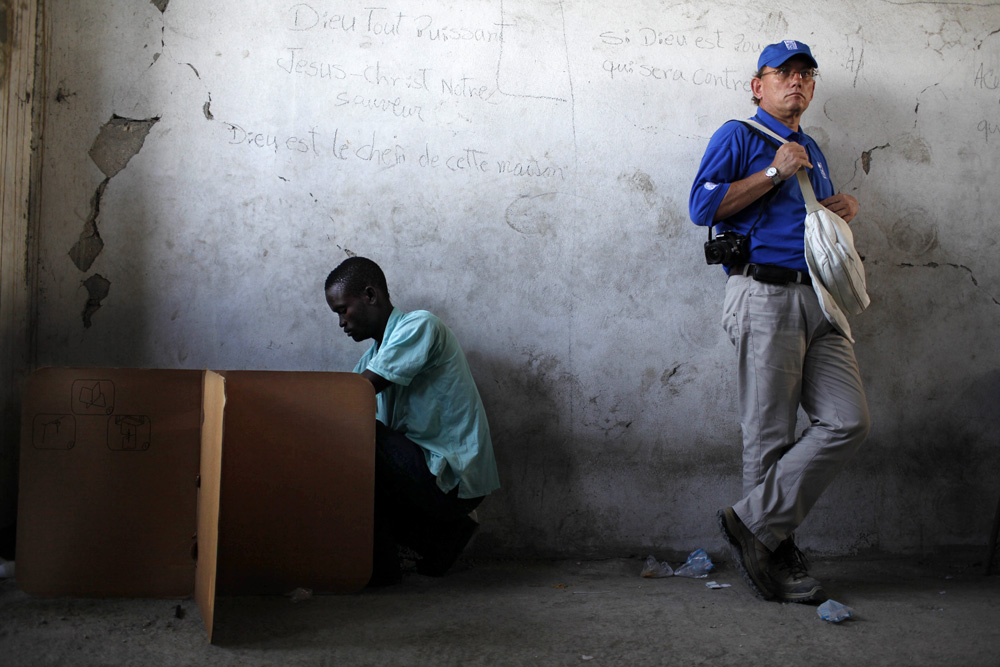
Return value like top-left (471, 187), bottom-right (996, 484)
top-left (16, 367), bottom-right (376, 641)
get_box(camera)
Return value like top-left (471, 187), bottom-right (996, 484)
top-left (704, 231), bottom-right (749, 265)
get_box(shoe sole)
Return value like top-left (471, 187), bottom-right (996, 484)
top-left (775, 583), bottom-right (824, 603)
top-left (717, 508), bottom-right (775, 601)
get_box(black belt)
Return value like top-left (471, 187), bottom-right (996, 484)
top-left (731, 263), bottom-right (811, 286)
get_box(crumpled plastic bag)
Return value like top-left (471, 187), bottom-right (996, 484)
top-left (817, 599), bottom-right (854, 623)
top-left (287, 587), bottom-right (313, 603)
top-left (674, 548), bottom-right (714, 579)
top-left (641, 554), bottom-right (674, 578)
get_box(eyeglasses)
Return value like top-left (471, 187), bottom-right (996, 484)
top-left (761, 67), bottom-right (818, 82)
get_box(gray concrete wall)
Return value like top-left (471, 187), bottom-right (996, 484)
top-left (33, 0), bottom-right (1000, 557)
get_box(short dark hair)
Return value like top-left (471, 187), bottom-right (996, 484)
top-left (751, 66), bottom-right (765, 106)
top-left (324, 256), bottom-right (390, 299)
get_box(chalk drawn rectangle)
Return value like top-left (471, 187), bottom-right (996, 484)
top-left (72, 379), bottom-right (115, 415)
top-left (32, 414), bottom-right (76, 451)
top-left (107, 415), bottom-right (151, 451)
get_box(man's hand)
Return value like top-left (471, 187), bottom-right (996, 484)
top-left (820, 194), bottom-right (859, 223)
top-left (713, 141), bottom-right (815, 222)
top-left (771, 141), bottom-right (812, 179)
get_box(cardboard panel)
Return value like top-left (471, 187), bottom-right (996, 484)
top-left (215, 371), bottom-right (375, 595)
top-left (195, 371), bottom-right (225, 641)
top-left (16, 368), bottom-right (202, 597)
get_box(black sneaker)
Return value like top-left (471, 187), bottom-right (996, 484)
top-left (717, 508), bottom-right (776, 600)
top-left (770, 537), bottom-right (823, 602)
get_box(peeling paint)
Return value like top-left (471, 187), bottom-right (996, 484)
top-left (88, 115), bottom-right (160, 178)
top-left (150, 0), bottom-right (169, 13)
top-left (68, 179), bottom-right (109, 272)
top-left (81, 274), bottom-right (111, 328)
top-left (203, 93), bottom-right (213, 120)
top-left (861, 143), bottom-right (890, 174)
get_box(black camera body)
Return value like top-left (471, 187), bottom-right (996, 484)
top-left (704, 230), bottom-right (749, 265)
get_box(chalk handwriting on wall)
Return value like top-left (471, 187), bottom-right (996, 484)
top-left (974, 61), bottom-right (1000, 144)
top-left (212, 1), bottom-right (1000, 179)
top-left (211, 2), bottom-right (574, 179)
top-left (596, 25), bottom-right (760, 95)
top-left (286, 3), bottom-right (503, 43)
top-left (223, 122), bottom-right (565, 179)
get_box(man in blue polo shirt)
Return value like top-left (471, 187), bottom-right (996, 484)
top-left (690, 41), bottom-right (870, 602)
top-left (325, 256), bottom-right (500, 585)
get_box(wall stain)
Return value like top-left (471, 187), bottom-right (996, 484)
top-left (660, 364), bottom-right (681, 385)
top-left (889, 214), bottom-right (938, 256)
top-left (925, 18), bottom-right (966, 56)
top-left (505, 192), bottom-right (561, 236)
top-left (619, 169), bottom-right (658, 208)
top-left (81, 274), bottom-right (111, 328)
top-left (54, 85), bottom-right (76, 104)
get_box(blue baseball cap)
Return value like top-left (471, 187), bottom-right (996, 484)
top-left (757, 40), bottom-right (818, 69)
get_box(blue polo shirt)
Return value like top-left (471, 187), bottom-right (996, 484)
top-left (689, 108), bottom-right (835, 274)
top-left (354, 307), bottom-right (500, 499)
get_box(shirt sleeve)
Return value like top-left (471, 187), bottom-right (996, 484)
top-left (689, 121), bottom-right (748, 227)
top-left (365, 314), bottom-right (441, 387)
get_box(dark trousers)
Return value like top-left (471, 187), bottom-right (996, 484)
top-left (373, 422), bottom-right (483, 577)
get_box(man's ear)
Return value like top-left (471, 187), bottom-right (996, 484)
top-left (362, 285), bottom-right (379, 304)
top-left (750, 76), bottom-right (764, 98)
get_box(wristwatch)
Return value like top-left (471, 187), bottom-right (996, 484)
top-left (765, 166), bottom-right (782, 187)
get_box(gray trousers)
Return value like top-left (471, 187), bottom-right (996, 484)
top-left (722, 274), bottom-right (870, 551)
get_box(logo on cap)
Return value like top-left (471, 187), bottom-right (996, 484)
top-left (783, 40), bottom-right (798, 50)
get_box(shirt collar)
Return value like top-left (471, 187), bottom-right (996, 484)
top-left (754, 108), bottom-right (800, 142)
top-left (374, 306), bottom-right (404, 352)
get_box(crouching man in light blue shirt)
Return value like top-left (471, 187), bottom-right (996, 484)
top-left (325, 256), bottom-right (500, 586)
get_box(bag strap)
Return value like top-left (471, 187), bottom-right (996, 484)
top-left (739, 119), bottom-right (823, 213)
top-left (709, 119), bottom-right (787, 243)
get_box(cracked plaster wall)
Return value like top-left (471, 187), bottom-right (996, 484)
top-left (33, 0), bottom-right (1000, 558)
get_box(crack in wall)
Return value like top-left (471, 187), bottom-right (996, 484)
top-left (81, 274), bottom-right (111, 328)
top-left (150, 0), bottom-right (168, 14)
top-left (900, 262), bottom-right (1000, 305)
top-left (70, 115), bottom-right (160, 327)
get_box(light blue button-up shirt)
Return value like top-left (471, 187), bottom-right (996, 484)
top-left (354, 307), bottom-right (500, 499)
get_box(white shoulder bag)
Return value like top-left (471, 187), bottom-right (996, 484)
top-left (740, 119), bottom-right (871, 342)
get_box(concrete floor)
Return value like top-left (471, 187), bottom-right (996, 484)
top-left (1, 551), bottom-right (998, 666)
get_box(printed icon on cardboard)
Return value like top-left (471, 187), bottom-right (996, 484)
top-left (107, 415), bottom-right (151, 451)
top-left (32, 414), bottom-right (76, 450)
top-left (72, 379), bottom-right (115, 415)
